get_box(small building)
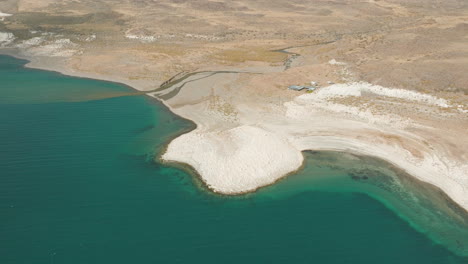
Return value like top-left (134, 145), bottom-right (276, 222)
top-left (288, 85), bottom-right (306, 91)
top-left (304, 86), bottom-right (316, 91)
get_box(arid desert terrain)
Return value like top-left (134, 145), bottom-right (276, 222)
top-left (1, 0), bottom-right (467, 210)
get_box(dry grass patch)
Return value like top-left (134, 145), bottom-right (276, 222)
top-left (133, 44), bottom-right (189, 57)
top-left (211, 47), bottom-right (287, 64)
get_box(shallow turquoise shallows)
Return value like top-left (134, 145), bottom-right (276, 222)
top-left (1, 55), bottom-right (467, 264)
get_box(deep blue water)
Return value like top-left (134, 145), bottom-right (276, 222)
top-left (0, 55), bottom-right (467, 263)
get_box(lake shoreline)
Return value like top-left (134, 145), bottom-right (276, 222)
top-left (1, 52), bottom-right (468, 258)
top-left (1, 49), bottom-right (467, 216)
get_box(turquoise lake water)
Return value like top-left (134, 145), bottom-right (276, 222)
top-left (1, 55), bottom-right (467, 263)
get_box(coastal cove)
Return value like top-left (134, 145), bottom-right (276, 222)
top-left (1, 55), bottom-right (468, 263)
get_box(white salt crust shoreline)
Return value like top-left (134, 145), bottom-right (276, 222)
top-left (162, 125), bottom-right (305, 194)
top-left (163, 129), bottom-right (468, 208)
top-left (1, 51), bottom-right (467, 212)
top-left (160, 80), bottom-right (468, 212)
top-left (162, 126), bottom-right (468, 209)
top-left (0, 11), bottom-right (12, 17)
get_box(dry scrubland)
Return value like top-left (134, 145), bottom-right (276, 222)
top-left (1, 0), bottom-right (468, 210)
